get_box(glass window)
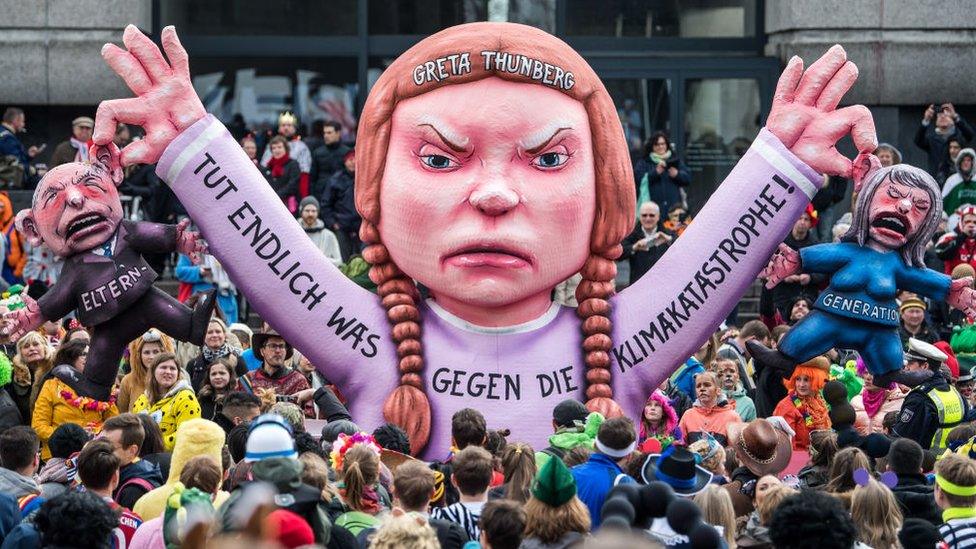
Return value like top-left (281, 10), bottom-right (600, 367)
top-left (505, 0), bottom-right (557, 34)
top-left (160, 0), bottom-right (358, 36)
top-left (191, 57), bottom-right (359, 140)
top-left (564, 0), bottom-right (757, 38)
top-left (603, 78), bottom-right (671, 156)
top-left (369, 0), bottom-right (487, 34)
top-left (682, 78), bottom-right (760, 213)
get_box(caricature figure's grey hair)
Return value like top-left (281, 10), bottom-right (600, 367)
top-left (841, 164), bottom-right (941, 267)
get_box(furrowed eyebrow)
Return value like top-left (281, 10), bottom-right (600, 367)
top-left (523, 127), bottom-right (573, 155)
top-left (417, 123), bottom-right (470, 153)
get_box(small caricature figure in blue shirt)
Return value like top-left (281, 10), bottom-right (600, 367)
top-left (749, 164), bottom-right (976, 388)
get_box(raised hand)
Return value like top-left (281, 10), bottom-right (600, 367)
top-left (175, 218), bottom-right (207, 264)
top-left (948, 277), bottom-right (976, 321)
top-left (766, 45), bottom-right (878, 178)
top-left (94, 25), bottom-right (205, 166)
top-left (760, 243), bottom-right (801, 289)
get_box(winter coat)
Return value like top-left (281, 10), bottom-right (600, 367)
top-left (0, 380), bottom-right (27, 434)
top-left (116, 372), bottom-right (146, 414)
top-left (678, 398), bottom-right (743, 446)
top-left (633, 155), bottom-right (691, 221)
top-left (571, 453), bottom-right (634, 528)
top-left (534, 412), bottom-right (603, 471)
top-left (0, 193), bottom-right (25, 284)
top-left (890, 473), bottom-right (942, 525)
top-left (36, 457), bottom-right (72, 500)
top-left (186, 350), bottom-right (243, 393)
top-left (851, 387), bottom-right (907, 435)
top-left (0, 468), bottom-right (38, 500)
top-left (943, 148), bottom-right (976, 223)
top-left (132, 418), bottom-right (228, 521)
top-left (726, 384), bottom-right (757, 422)
top-left (620, 223), bottom-right (675, 285)
top-left (797, 464), bottom-right (830, 490)
top-left (915, 119), bottom-right (975, 177)
top-left (266, 157), bottom-right (301, 202)
top-left (0, 492), bottom-right (20, 543)
top-left (310, 142), bottom-right (351, 196)
top-left (935, 229), bottom-right (976, 275)
top-left (319, 168), bottom-right (361, 233)
top-left (31, 378), bottom-right (118, 460)
top-left (243, 365), bottom-right (310, 398)
top-left (301, 219), bottom-right (343, 265)
top-left (131, 380), bottom-right (201, 452)
top-left (115, 458), bottom-right (163, 511)
top-left (520, 532), bottom-right (585, 549)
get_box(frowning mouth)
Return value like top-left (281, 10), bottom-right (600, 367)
top-left (870, 213), bottom-right (909, 237)
top-left (443, 243), bottom-right (533, 269)
top-left (65, 213), bottom-right (109, 240)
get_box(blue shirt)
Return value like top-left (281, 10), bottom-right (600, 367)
top-left (571, 453), bottom-right (635, 528)
top-left (801, 242), bottom-right (950, 327)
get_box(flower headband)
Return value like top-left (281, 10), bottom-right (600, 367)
top-left (330, 432), bottom-right (381, 471)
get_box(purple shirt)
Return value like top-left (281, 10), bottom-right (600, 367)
top-left (157, 116), bottom-right (820, 459)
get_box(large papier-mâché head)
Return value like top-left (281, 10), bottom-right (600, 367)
top-left (17, 143), bottom-right (125, 258)
top-left (353, 22), bottom-right (636, 454)
top-left (842, 164), bottom-right (942, 267)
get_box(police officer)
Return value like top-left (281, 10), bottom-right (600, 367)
top-left (893, 338), bottom-right (969, 452)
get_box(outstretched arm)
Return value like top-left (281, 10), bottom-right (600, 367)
top-left (92, 25), bottom-right (396, 390)
top-left (611, 45), bottom-right (878, 414)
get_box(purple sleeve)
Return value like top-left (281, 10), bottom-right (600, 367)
top-left (155, 116), bottom-right (394, 389)
top-left (610, 128), bottom-right (823, 414)
top-left (126, 221), bottom-right (178, 254)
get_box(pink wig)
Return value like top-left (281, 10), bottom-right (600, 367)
top-left (639, 389), bottom-right (679, 440)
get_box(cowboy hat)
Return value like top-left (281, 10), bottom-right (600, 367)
top-left (726, 419), bottom-right (792, 477)
top-left (641, 446), bottom-right (713, 496)
top-left (252, 328), bottom-right (294, 361)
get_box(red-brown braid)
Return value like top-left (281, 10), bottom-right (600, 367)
top-left (360, 221), bottom-right (430, 455)
top-left (576, 247), bottom-right (624, 418)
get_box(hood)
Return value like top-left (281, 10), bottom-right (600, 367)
top-left (251, 456), bottom-right (304, 492)
top-left (160, 379), bottom-right (193, 401)
top-left (956, 148), bottom-right (975, 175)
top-left (725, 384), bottom-right (748, 398)
top-left (548, 411), bottom-right (602, 450)
top-left (302, 219), bottom-right (327, 233)
top-left (692, 396), bottom-right (733, 414)
top-left (119, 457), bottom-right (164, 486)
top-left (0, 467), bottom-right (38, 498)
top-left (167, 418), bottom-right (226, 483)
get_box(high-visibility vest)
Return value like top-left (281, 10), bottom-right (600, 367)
top-left (927, 385), bottom-right (966, 451)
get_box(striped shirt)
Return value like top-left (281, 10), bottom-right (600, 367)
top-left (431, 500), bottom-right (485, 541)
top-left (941, 517), bottom-right (976, 548)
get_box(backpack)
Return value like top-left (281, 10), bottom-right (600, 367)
top-left (113, 476), bottom-right (156, 505)
top-left (335, 510), bottom-right (380, 536)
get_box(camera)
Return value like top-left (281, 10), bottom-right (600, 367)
top-left (933, 104), bottom-right (943, 114)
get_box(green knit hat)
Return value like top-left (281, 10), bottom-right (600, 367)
top-left (531, 452), bottom-right (576, 507)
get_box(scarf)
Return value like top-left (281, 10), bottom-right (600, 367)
top-left (861, 387), bottom-right (888, 418)
top-left (637, 149), bottom-right (675, 217)
top-left (267, 153), bottom-right (291, 178)
top-left (70, 137), bottom-right (92, 162)
top-left (339, 483), bottom-right (383, 515)
top-left (202, 343), bottom-right (234, 363)
top-left (36, 457), bottom-right (72, 485)
top-left (789, 391), bottom-right (830, 429)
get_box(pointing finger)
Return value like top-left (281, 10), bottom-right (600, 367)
top-left (101, 43), bottom-right (152, 95)
top-left (795, 44), bottom-right (847, 106)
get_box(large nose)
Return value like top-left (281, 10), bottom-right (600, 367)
top-left (65, 185), bottom-right (85, 208)
top-left (468, 177), bottom-right (520, 217)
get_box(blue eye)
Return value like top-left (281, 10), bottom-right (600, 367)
top-left (421, 154), bottom-right (458, 170)
top-left (533, 152), bottom-right (568, 169)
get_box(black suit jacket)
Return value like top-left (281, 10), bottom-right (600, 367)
top-left (619, 223), bottom-right (675, 285)
top-left (38, 220), bottom-right (176, 326)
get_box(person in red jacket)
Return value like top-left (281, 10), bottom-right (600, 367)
top-left (936, 205), bottom-right (976, 274)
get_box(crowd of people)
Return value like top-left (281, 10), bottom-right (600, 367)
top-left (0, 100), bottom-right (974, 548)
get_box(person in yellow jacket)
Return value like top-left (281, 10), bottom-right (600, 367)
top-left (132, 353), bottom-right (201, 451)
top-left (31, 340), bottom-right (118, 460)
top-left (132, 417), bottom-right (229, 520)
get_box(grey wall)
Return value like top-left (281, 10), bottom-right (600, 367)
top-left (0, 0), bottom-right (151, 105)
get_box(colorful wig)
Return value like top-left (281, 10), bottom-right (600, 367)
top-left (639, 389), bottom-right (679, 440)
top-left (784, 363), bottom-right (829, 394)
